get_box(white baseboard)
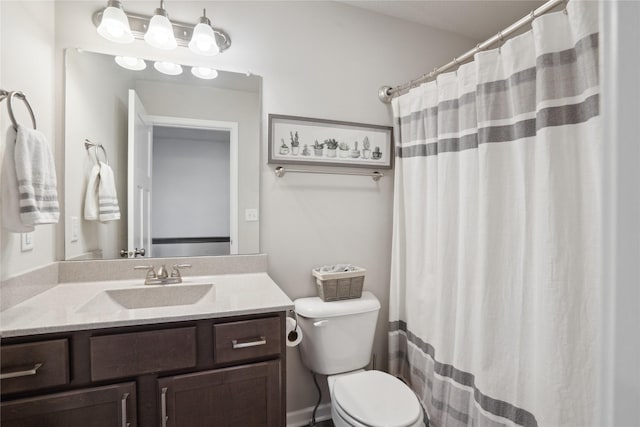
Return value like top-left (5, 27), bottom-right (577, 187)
top-left (287, 403), bottom-right (332, 427)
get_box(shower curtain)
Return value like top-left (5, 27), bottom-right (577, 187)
top-left (389, 2), bottom-right (600, 426)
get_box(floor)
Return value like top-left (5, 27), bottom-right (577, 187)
top-left (314, 420), bottom-right (334, 427)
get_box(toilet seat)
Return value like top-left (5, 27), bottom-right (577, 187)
top-left (332, 370), bottom-right (422, 427)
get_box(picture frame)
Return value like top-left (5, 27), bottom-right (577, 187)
top-left (268, 114), bottom-right (394, 169)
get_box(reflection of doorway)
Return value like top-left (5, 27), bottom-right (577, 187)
top-left (151, 126), bottom-right (232, 257)
top-left (127, 89), bottom-right (238, 257)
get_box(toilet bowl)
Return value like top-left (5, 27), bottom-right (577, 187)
top-left (328, 370), bottom-right (423, 427)
top-left (294, 292), bottom-right (424, 427)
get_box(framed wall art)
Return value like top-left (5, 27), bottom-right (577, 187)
top-left (268, 114), bottom-right (393, 169)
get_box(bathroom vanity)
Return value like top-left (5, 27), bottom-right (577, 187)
top-left (0, 273), bottom-right (293, 427)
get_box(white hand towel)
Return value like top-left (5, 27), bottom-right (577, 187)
top-left (14, 124), bottom-right (59, 225)
top-left (1, 127), bottom-right (35, 232)
top-left (97, 161), bottom-right (120, 222)
top-left (84, 163), bottom-right (100, 221)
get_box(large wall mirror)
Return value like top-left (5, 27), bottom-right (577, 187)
top-left (64, 49), bottom-right (261, 260)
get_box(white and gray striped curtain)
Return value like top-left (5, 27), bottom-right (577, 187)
top-left (389, 2), bottom-right (600, 426)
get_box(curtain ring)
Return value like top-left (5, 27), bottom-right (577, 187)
top-left (530, 9), bottom-right (536, 20)
top-left (7, 91), bottom-right (37, 131)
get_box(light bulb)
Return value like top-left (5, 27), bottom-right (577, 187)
top-left (97, 1), bottom-right (133, 44)
top-left (144, 7), bottom-right (177, 50)
top-left (154, 61), bottom-right (183, 75)
top-left (188, 10), bottom-right (220, 56)
top-left (115, 56), bottom-right (146, 71)
top-left (196, 35), bottom-right (213, 51)
top-left (191, 66), bottom-right (218, 80)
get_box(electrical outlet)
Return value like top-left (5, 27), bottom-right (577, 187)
top-left (71, 216), bottom-right (79, 242)
top-left (21, 232), bottom-right (34, 252)
top-left (245, 208), bottom-right (259, 222)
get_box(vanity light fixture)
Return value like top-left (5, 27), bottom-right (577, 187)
top-left (114, 56), bottom-right (146, 71)
top-left (154, 61), bottom-right (183, 75)
top-left (96, 0), bottom-right (134, 44)
top-left (93, 2), bottom-right (232, 54)
top-left (144, 0), bottom-right (177, 50)
top-left (188, 9), bottom-right (220, 56)
top-left (191, 66), bottom-right (219, 80)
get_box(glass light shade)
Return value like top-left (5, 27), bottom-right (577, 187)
top-left (191, 67), bottom-right (218, 80)
top-left (154, 61), bottom-right (183, 75)
top-left (97, 6), bottom-right (134, 43)
top-left (144, 14), bottom-right (177, 50)
top-left (115, 56), bottom-right (146, 71)
top-left (188, 23), bottom-right (220, 56)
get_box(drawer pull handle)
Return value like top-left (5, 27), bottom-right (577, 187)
top-left (0, 363), bottom-right (43, 380)
top-left (121, 392), bottom-right (130, 427)
top-left (161, 387), bottom-right (168, 427)
top-left (232, 336), bottom-right (267, 349)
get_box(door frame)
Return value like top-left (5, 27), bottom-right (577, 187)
top-left (147, 115), bottom-right (239, 255)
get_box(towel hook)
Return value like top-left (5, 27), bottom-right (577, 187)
top-left (7, 91), bottom-right (37, 131)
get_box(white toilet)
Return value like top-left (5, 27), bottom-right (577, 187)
top-left (295, 291), bottom-right (423, 427)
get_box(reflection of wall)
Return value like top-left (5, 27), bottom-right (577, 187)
top-left (0, 2), bottom-right (57, 279)
top-left (135, 81), bottom-right (260, 255)
top-left (64, 50), bottom-right (130, 260)
top-left (51, 0), bottom-right (475, 418)
top-left (151, 127), bottom-right (230, 257)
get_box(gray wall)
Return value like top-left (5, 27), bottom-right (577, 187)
top-left (152, 127), bottom-right (230, 257)
top-left (1, 2), bottom-right (57, 278)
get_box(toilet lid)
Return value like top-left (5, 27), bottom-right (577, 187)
top-left (333, 371), bottom-right (421, 427)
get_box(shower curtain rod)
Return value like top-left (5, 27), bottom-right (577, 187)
top-left (378, 0), bottom-right (566, 103)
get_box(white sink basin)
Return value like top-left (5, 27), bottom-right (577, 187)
top-left (76, 283), bottom-right (214, 313)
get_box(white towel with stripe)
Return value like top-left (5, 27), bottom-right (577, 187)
top-left (97, 162), bottom-right (120, 221)
top-left (85, 161), bottom-right (120, 222)
top-left (83, 163), bottom-right (100, 221)
top-left (14, 124), bottom-right (59, 225)
top-left (1, 126), bottom-right (35, 232)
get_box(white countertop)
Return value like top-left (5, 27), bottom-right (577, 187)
top-left (0, 273), bottom-right (294, 338)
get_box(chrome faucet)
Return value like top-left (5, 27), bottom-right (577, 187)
top-left (134, 264), bottom-right (192, 285)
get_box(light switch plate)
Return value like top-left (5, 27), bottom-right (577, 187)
top-left (21, 232), bottom-right (34, 252)
top-left (71, 216), bottom-right (79, 242)
top-left (245, 208), bottom-right (259, 222)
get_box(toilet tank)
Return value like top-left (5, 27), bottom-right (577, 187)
top-left (294, 291), bottom-right (380, 375)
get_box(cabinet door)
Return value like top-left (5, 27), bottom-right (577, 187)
top-left (1, 382), bottom-right (136, 427)
top-left (158, 360), bottom-right (281, 427)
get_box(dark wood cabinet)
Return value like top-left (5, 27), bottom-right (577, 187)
top-left (158, 359), bottom-right (282, 427)
top-left (1, 382), bottom-right (136, 427)
top-left (0, 339), bottom-right (69, 394)
top-left (1, 313), bottom-right (286, 427)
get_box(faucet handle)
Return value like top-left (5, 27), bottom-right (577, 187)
top-left (171, 264), bottom-right (192, 279)
top-left (134, 265), bottom-right (156, 279)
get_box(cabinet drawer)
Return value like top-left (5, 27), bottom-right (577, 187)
top-left (90, 327), bottom-right (196, 381)
top-left (1, 339), bottom-right (69, 395)
top-left (214, 317), bottom-right (281, 364)
top-left (1, 381), bottom-right (136, 427)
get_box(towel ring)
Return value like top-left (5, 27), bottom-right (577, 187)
top-left (7, 91), bottom-right (37, 131)
top-left (84, 139), bottom-right (109, 165)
